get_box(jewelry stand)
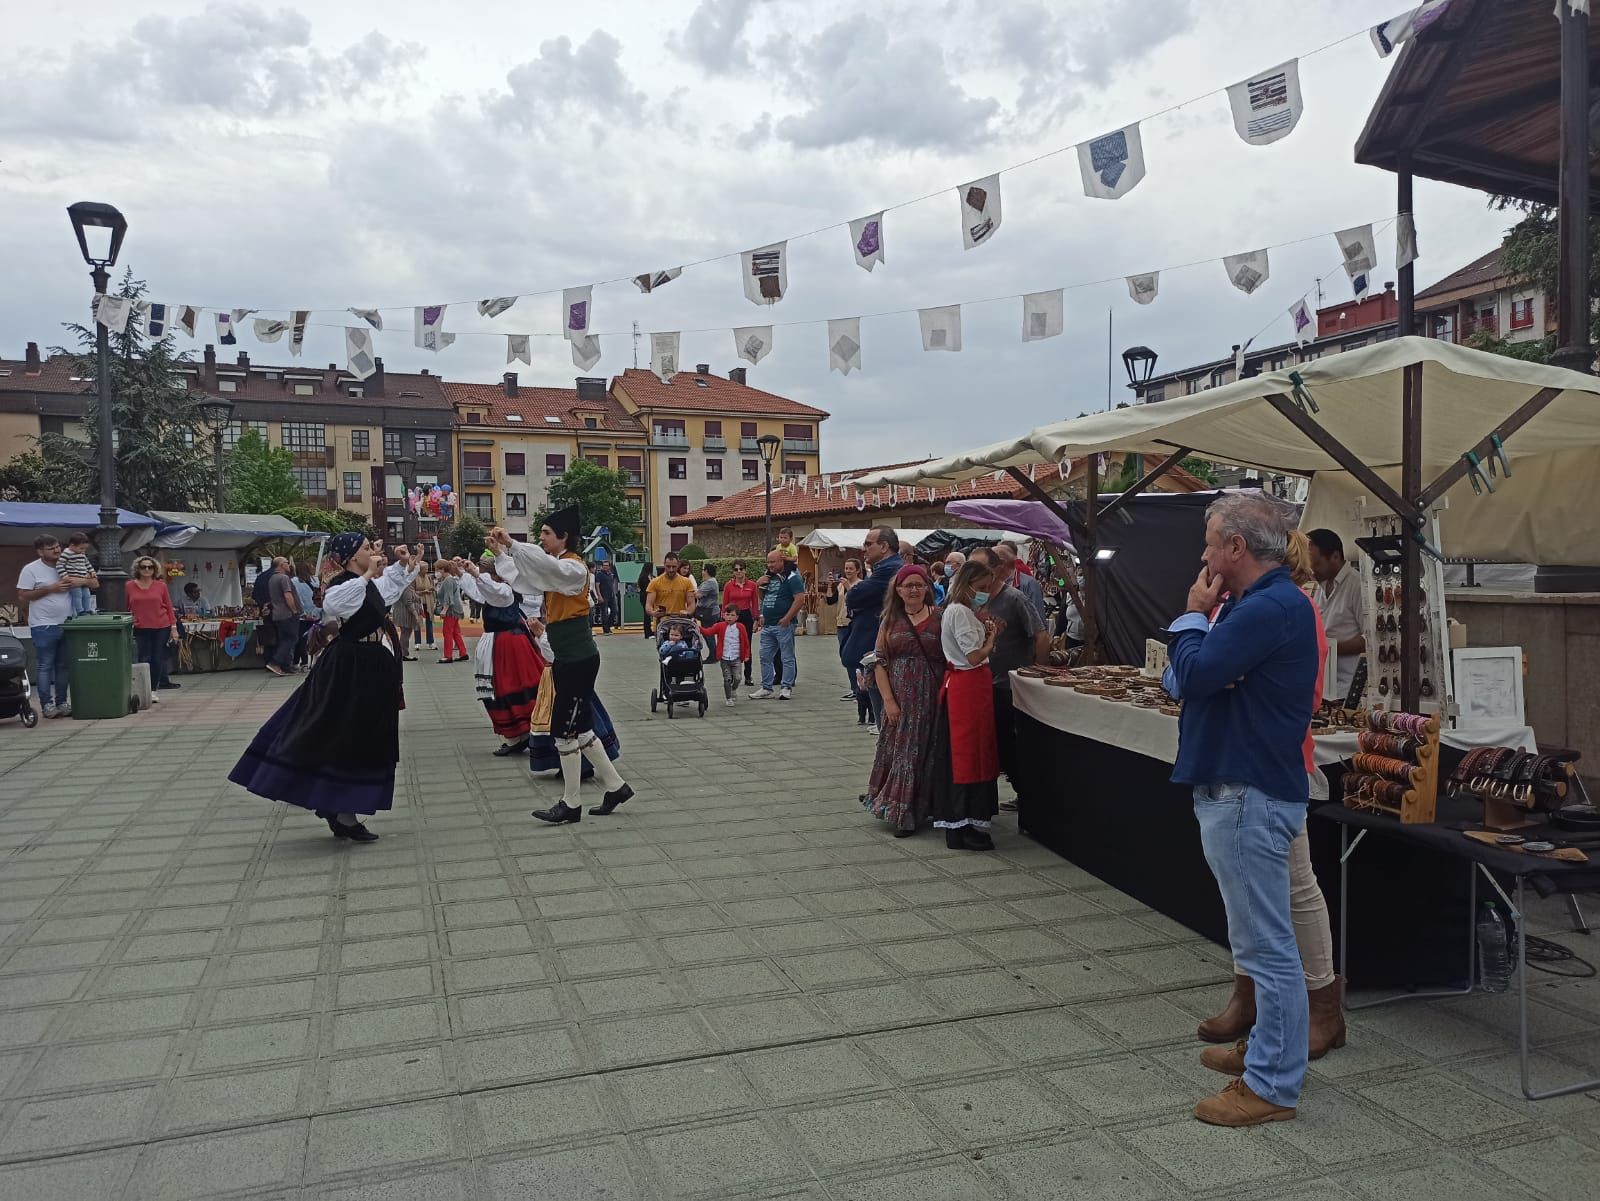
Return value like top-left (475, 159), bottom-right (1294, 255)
top-left (1342, 712), bottom-right (1441, 824)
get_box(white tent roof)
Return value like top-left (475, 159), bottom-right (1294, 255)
top-left (800, 528), bottom-right (923, 552)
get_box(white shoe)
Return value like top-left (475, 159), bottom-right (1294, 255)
top-left (57, 702), bottom-right (71, 718)
top-left (725, 698), bottom-right (736, 707)
top-left (867, 723), bottom-right (879, 735)
top-left (41, 704), bottom-right (57, 719)
top-left (150, 694), bottom-right (160, 703)
top-left (749, 688), bottom-right (774, 699)
top-left (778, 687), bottom-right (792, 700)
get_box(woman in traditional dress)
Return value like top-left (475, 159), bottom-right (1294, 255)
top-left (228, 534), bottom-right (419, 842)
top-left (933, 559), bottom-right (1001, 851)
top-left (490, 507), bottom-right (634, 824)
top-left (456, 551), bottom-right (544, 756)
top-left (859, 565), bottom-right (943, 836)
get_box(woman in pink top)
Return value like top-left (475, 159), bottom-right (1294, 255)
top-left (126, 555), bottom-right (180, 693)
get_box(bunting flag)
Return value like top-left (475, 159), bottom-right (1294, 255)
top-left (414, 305), bottom-right (454, 352)
top-left (138, 302), bottom-right (170, 339)
top-left (1289, 298), bottom-right (1314, 344)
top-left (571, 334), bottom-right (602, 371)
top-left (650, 332), bottom-right (680, 382)
top-left (562, 286), bottom-right (591, 341)
top-left (1336, 225), bottom-right (1377, 299)
top-left (742, 242), bottom-right (787, 304)
top-left (958, 176), bottom-right (1002, 249)
top-left (828, 318), bottom-right (862, 375)
top-left (1371, 1), bottom-right (1453, 57)
top-left (1127, 273), bottom-right (1160, 305)
top-left (507, 334), bottom-right (531, 366)
top-left (849, 212), bottom-right (885, 271)
top-left (346, 327), bottom-right (378, 380)
top-left (1227, 60), bottom-right (1303, 146)
top-left (253, 318), bottom-right (288, 343)
top-left (215, 310), bottom-right (235, 345)
top-left (918, 305), bottom-right (962, 352)
top-left (478, 297), bottom-right (517, 319)
top-left (289, 310), bottom-right (310, 357)
top-left (174, 306), bottom-right (201, 338)
top-left (633, 268), bottom-right (681, 293)
top-left (1022, 290), bottom-right (1064, 342)
top-left (1223, 249), bottom-right (1270, 295)
top-left (349, 308), bottom-right (383, 330)
top-left (733, 325), bottom-right (773, 365)
top-left (1078, 124), bottom-right (1146, 200)
top-left (1396, 213), bottom-right (1419, 269)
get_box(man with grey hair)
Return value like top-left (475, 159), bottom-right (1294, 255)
top-left (967, 545), bottom-right (1048, 791)
top-left (992, 541), bottom-right (1046, 625)
top-left (1167, 491), bottom-right (1319, 1127)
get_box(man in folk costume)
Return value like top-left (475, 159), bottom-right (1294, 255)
top-left (490, 506), bottom-right (634, 824)
top-left (456, 549), bottom-right (544, 755)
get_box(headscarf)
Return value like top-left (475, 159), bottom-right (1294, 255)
top-left (328, 532), bottom-right (365, 566)
top-left (545, 504), bottom-right (581, 550)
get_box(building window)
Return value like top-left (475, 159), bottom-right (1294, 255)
top-left (466, 412), bottom-right (482, 425)
top-left (506, 492), bottom-right (527, 516)
top-left (342, 472), bottom-right (362, 502)
top-left (703, 420), bottom-right (722, 437)
top-left (626, 498), bottom-right (643, 520)
top-left (741, 421), bottom-right (757, 438)
top-left (219, 379), bottom-right (238, 393)
top-left (706, 459), bottom-right (722, 481)
top-left (668, 457), bottom-right (686, 480)
top-left (462, 451), bottom-right (492, 485)
top-left (504, 452), bottom-right (526, 476)
top-left (414, 433), bottom-right (437, 456)
top-left (1342, 338), bottom-right (1368, 352)
top-left (620, 455), bottom-right (643, 485)
top-left (587, 454), bottom-right (609, 469)
top-left (669, 495), bottom-right (688, 517)
top-left (384, 432), bottom-right (402, 457)
top-left (584, 416), bottom-right (598, 429)
top-left (464, 493), bottom-right (494, 520)
top-left (1142, 386), bottom-right (1165, 404)
top-left (292, 383), bottom-right (314, 396)
top-left (1510, 297), bottom-right (1535, 330)
top-left (706, 495), bottom-right (722, 505)
top-left (1431, 313), bottom-right (1455, 342)
top-left (223, 419), bottom-right (269, 451)
top-left (742, 459), bottom-right (759, 481)
top-left (653, 419), bottom-right (687, 445)
top-left (783, 460), bottom-right (805, 475)
top-left (282, 422), bottom-right (326, 452)
top-left (292, 467), bottom-right (327, 495)
top-left (670, 533), bottom-right (689, 551)
top-left (783, 423), bottom-right (811, 441)
top-left (546, 453), bottom-right (566, 476)
top-left (1209, 368), bottom-right (1229, 388)
top-left (351, 429), bottom-right (370, 460)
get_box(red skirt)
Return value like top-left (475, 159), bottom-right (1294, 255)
top-left (485, 629), bottom-right (545, 738)
top-left (943, 666), bottom-right (998, 785)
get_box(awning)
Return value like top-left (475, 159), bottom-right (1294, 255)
top-left (0, 502), bottom-right (160, 549)
top-left (146, 511), bottom-right (329, 550)
top-left (799, 529), bottom-right (924, 552)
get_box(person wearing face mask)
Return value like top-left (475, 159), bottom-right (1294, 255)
top-left (932, 560), bottom-right (1001, 851)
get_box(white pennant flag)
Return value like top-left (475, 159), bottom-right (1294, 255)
top-left (958, 176), bottom-right (1002, 249)
top-left (414, 305), bottom-right (454, 352)
top-left (507, 335), bottom-right (531, 366)
top-left (571, 335), bottom-right (602, 371)
top-left (478, 297), bottom-right (517, 319)
top-left (289, 310), bottom-right (309, 357)
top-left (1289, 299), bottom-right (1314, 345)
top-left (214, 310), bottom-right (236, 345)
top-left (828, 318), bottom-right (862, 375)
top-left (1078, 123), bottom-right (1146, 200)
top-left (1336, 225), bottom-right (1377, 299)
top-left (650, 332), bottom-right (680, 383)
top-left (174, 306), bottom-right (200, 338)
top-left (253, 318), bottom-right (288, 343)
top-left (1371, 1), bottom-right (1453, 57)
top-left (918, 305), bottom-right (962, 353)
top-left (1223, 249), bottom-right (1271, 295)
top-left (1396, 213), bottom-right (1419, 269)
top-left (1227, 59), bottom-right (1304, 146)
top-left (1127, 273), bottom-right (1160, 305)
top-left (741, 242), bottom-right (787, 304)
top-left (733, 325), bottom-right (773, 365)
top-left (1022, 290), bottom-right (1065, 342)
top-left (562, 286), bottom-right (591, 341)
top-left (138, 302), bottom-right (170, 339)
top-left (349, 308), bottom-right (383, 330)
top-left (346, 327), bottom-right (378, 380)
top-left (849, 212), bottom-right (885, 271)
top-left (633, 267), bottom-right (681, 293)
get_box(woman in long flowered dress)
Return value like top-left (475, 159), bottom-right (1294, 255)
top-left (860, 565), bottom-right (944, 836)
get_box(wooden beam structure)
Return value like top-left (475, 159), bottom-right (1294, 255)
top-left (1260, 393), bottom-right (1425, 529)
top-left (1005, 464), bottom-right (1102, 663)
top-left (1417, 386), bottom-right (1562, 509)
top-left (1096, 448), bottom-right (1191, 522)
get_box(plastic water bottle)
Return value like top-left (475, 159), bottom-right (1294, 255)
top-left (1476, 902), bottom-right (1511, 994)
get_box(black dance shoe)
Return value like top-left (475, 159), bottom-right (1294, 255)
top-left (945, 829), bottom-right (966, 850)
top-left (343, 822), bottom-right (379, 842)
top-left (588, 784), bottom-right (633, 816)
top-left (961, 828), bottom-right (995, 851)
top-left (532, 801), bottom-right (583, 825)
top-left (893, 827), bottom-right (917, 839)
top-left (493, 738), bottom-right (530, 757)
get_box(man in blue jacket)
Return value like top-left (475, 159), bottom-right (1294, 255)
top-left (839, 527), bottom-right (903, 712)
top-left (1167, 492), bottom-right (1318, 1128)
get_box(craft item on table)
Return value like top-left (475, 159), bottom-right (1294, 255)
top-left (93, 293), bottom-right (133, 331)
top-left (1223, 249), bottom-right (1270, 295)
top-left (222, 634), bottom-right (248, 658)
top-left (828, 319), bottom-right (862, 375)
top-left (1227, 59), bottom-right (1303, 146)
top-left (1078, 123), bottom-right (1146, 200)
top-left (349, 308), bottom-right (383, 330)
top-left (918, 306), bottom-right (962, 353)
top-left (570, 334), bottom-right (602, 371)
top-left (1022, 290), bottom-right (1064, 342)
top-left (215, 310), bottom-right (236, 345)
top-left (289, 310), bottom-right (309, 356)
top-left (346, 327), bottom-right (378, 379)
top-left (958, 175), bottom-right (1002, 249)
top-left (174, 306), bottom-right (201, 338)
top-left (634, 267), bottom-right (681, 293)
top-left (1448, 745), bottom-right (1581, 830)
top-left (1397, 213), bottom-right (1418, 269)
top-left (253, 317), bottom-right (288, 343)
top-left (562, 286), bottom-right (591, 342)
top-left (1290, 298), bottom-right (1313, 344)
top-left (741, 242), bottom-right (788, 304)
top-left (1459, 829), bottom-right (1587, 863)
top-left (1342, 709), bottom-right (1439, 823)
top-left (650, 331), bottom-right (680, 383)
top-left (1371, 1), bottom-right (1453, 57)
top-left (505, 334), bottom-right (531, 366)
top-left (1126, 272), bottom-right (1159, 305)
top-left (1336, 225), bottom-right (1377, 300)
top-left (414, 304), bottom-right (455, 352)
top-left (731, 325), bottom-right (773, 366)
top-left (478, 297), bottom-right (517, 318)
top-left (849, 212), bottom-right (885, 271)
top-left (137, 302), bottom-right (170, 338)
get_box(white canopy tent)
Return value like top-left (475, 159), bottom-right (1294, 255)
top-left (799, 529), bottom-right (924, 552)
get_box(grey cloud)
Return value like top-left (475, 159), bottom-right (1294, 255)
top-left (674, 0), bottom-right (756, 73)
top-left (484, 31), bottom-right (647, 134)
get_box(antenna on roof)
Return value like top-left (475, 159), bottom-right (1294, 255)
top-left (632, 321), bottom-right (640, 369)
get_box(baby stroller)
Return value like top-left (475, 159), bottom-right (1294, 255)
top-left (650, 617), bottom-right (709, 718)
top-left (0, 630), bottom-right (38, 728)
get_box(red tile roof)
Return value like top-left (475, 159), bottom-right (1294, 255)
top-left (1415, 248), bottom-right (1507, 303)
top-left (613, 367), bottom-right (828, 419)
top-left (0, 354), bottom-right (93, 395)
top-left (443, 381), bottom-right (643, 433)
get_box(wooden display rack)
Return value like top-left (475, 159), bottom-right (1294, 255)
top-left (1342, 713), bottom-right (1441, 825)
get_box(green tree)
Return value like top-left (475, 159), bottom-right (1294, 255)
top-left (1478, 204), bottom-right (1600, 357)
top-left (226, 428), bottom-right (303, 514)
top-left (0, 449), bottom-right (88, 503)
top-left (677, 542), bottom-right (707, 561)
top-left (532, 459), bottom-right (638, 548)
top-left (273, 503), bottom-right (375, 537)
top-left (444, 512), bottom-right (488, 558)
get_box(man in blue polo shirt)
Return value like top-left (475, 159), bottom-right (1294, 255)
top-left (751, 547), bottom-right (805, 700)
top-left (1168, 492), bottom-right (1318, 1128)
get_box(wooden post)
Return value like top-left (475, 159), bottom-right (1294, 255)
top-left (1082, 454), bottom-right (1102, 665)
top-left (1399, 363), bottom-right (1424, 712)
top-left (1553, 1), bottom-right (1593, 374)
top-left (1397, 159), bottom-right (1415, 338)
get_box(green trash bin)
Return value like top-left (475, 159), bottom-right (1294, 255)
top-left (64, 613), bottom-right (134, 720)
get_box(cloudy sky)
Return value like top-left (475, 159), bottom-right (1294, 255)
top-left (3, 0), bottom-right (1512, 471)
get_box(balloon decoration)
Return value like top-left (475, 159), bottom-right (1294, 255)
top-left (403, 484), bottom-right (456, 520)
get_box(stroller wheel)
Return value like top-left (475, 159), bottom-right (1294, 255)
top-left (699, 700), bottom-right (707, 717)
top-left (650, 689), bottom-right (658, 713)
top-left (20, 706), bottom-right (38, 728)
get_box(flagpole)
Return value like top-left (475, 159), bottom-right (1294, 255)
top-left (1105, 308), bottom-right (1113, 411)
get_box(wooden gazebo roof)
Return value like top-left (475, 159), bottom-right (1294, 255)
top-left (1354, 0), bottom-right (1600, 209)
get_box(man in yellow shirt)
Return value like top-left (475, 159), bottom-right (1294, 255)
top-left (645, 552), bottom-right (695, 625)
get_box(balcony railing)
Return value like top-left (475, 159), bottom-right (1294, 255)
top-left (623, 472), bottom-right (644, 486)
top-left (1461, 315), bottom-right (1499, 338)
top-left (461, 467), bottom-right (495, 484)
top-left (782, 439), bottom-right (819, 454)
top-left (651, 430), bottom-right (689, 447)
top-left (739, 438), bottom-right (760, 452)
top-left (703, 436), bottom-right (726, 450)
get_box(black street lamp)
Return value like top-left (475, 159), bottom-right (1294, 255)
top-left (197, 398), bottom-right (234, 513)
top-left (395, 454), bottom-right (418, 546)
top-left (756, 434), bottom-right (781, 551)
top-left (1121, 346), bottom-right (1158, 394)
top-left (68, 201), bottom-right (129, 612)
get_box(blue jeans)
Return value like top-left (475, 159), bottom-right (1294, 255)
top-left (69, 586), bottom-right (93, 616)
top-left (760, 622), bottom-right (796, 689)
top-left (1192, 782), bottom-right (1309, 1108)
top-left (31, 624), bottom-right (69, 707)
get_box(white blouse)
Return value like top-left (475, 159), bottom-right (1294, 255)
top-left (941, 603), bottom-right (987, 671)
top-left (499, 542), bottom-right (588, 598)
top-left (322, 560), bottom-right (419, 621)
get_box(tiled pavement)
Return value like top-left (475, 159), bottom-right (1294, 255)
top-left (1, 632), bottom-right (1597, 1200)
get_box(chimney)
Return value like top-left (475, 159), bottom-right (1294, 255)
top-left (370, 357), bottom-right (385, 396)
top-left (575, 376), bottom-right (607, 402)
top-left (328, 362), bottom-right (338, 372)
top-left (236, 351), bottom-right (251, 369)
top-left (24, 342), bottom-right (41, 374)
top-left (419, 368), bottom-right (430, 376)
top-left (695, 363), bottom-right (711, 376)
top-left (728, 367), bottom-right (747, 386)
top-left (502, 372), bottom-right (519, 398)
top-left (202, 343), bottom-right (217, 391)
top-left (1384, 281), bottom-right (1395, 293)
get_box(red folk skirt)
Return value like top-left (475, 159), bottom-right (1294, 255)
top-left (485, 629), bottom-right (545, 739)
top-left (943, 666), bottom-right (998, 785)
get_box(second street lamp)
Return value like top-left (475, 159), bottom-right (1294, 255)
top-left (756, 434), bottom-right (781, 551)
top-left (395, 454), bottom-right (419, 546)
top-left (197, 398), bottom-right (234, 513)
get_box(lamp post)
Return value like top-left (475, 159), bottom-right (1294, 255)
top-left (197, 399), bottom-right (234, 513)
top-left (1120, 346), bottom-right (1158, 483)
top-left (395, 454), bottom-right (418, 547)
top-left (68, 201), bottom-right (129, 612)
top-left (756, 434), bottom-right (781, 551)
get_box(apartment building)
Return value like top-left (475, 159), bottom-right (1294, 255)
top-left (0, 342), bottom-right (92, 446)
top-left (1413, 248), bottom-right (1551, 345)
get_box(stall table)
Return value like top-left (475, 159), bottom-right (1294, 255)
top-left (177, 618), bottom-right (266, 673)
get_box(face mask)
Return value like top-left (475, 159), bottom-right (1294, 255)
top-left (972, 591), bottom-right (990, 608)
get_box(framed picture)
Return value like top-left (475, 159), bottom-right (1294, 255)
top-left (1452, 646), bottom-right (1524, 726)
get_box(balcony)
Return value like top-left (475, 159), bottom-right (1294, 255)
top-left (461, 467), bottom-right (495, 484)
top-left (623, 472), bottom-right (644, 486)
top-left (703, 436), bottom-right (726, 451)
top-left (739, 438), bottom-right (760, 452)
top-left (650, 430), bottom-right (689, 448)
top-left (1460, 314), bottom-right (1499, 339)
top-left (782, 439), bottom-right (819, 454)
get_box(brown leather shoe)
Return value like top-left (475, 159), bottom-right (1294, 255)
top-left (1200, 1039), bottom-right (1248, 1076)
top-left (1307, 976), bottom-right (1347, 1060)
top-left (1197, 974), bottom-right (1255, 1043)
top-left (1193, 1077), bottom-right (1295, 1126)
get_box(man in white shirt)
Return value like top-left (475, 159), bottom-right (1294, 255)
top-left (1306, 529), bottom-right (1366, 704)
top-left (16, 535), bottom-right (93, 717)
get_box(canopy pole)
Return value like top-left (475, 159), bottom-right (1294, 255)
top-left (1096, 448), bottom-right (1191, 521)
top-left (1417, 386), bottom-right (1560, 508)
top-left (1083, 455), bottom-right (1102, 664)
top-left (1553, 0), bottom-right (1594, 375)
top-left (1400, 363), bottom-right (1424, 712)
top-left (1397, 158), bottom-right (1415, 337)
top-left (1004, 465), bottom-right (1101, 664)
